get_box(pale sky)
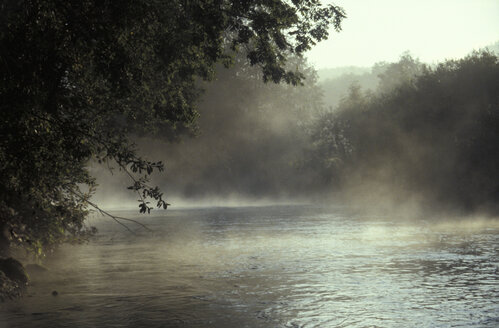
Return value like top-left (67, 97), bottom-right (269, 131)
top-left (306, 0), bottom-right (499, 68)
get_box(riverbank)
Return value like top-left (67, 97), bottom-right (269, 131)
top-left (0, 258), bottom-right (28, 302)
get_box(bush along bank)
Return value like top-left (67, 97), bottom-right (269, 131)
top-left (0, 258), bottom-right (29, 302)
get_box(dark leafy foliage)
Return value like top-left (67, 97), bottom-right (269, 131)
top-left (308, 51), bottom-right (499, 215)
top-left (0, 0), bottom-right (344, 256)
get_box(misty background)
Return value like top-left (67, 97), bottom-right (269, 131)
top-left (91, 40), bottom-right (499, 218)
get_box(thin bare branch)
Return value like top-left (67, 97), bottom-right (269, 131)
top-left (68, 189), bottom-right (153, 233)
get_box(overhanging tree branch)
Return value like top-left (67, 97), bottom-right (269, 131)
top-left (68, 189), bottom-right (152, 233)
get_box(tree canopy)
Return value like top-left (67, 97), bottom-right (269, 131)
top-left (0, 0), bottom-right (345, 256)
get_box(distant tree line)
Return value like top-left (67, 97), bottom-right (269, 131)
top-left (318, 52), bottom-right (423, 109)
top-left (306, 51), bottom-right (499, 215)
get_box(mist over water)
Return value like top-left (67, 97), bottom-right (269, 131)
top-left (1, 206), bottom-right (498, 327)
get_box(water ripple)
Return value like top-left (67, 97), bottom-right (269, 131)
top-left (1, 206), bottom-right (498, 327)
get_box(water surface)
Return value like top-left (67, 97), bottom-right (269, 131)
top-left (1, 205), bottom-right (498, 327)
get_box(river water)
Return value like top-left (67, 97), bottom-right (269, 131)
top-left (1, 205), bottom-right (498, 327)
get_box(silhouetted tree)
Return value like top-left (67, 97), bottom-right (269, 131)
top-left (0, 0), bottom-right (345, 256)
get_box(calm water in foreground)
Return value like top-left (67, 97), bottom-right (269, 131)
top-left (1, 205), bottom-right (498, 327)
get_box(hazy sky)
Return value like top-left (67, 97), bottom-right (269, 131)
top-left (306, 0), bottom-right (499, 68)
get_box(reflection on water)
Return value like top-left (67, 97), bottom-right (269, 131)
top-left (1, 205), bottom-right (498, 327)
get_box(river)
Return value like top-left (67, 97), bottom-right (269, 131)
top-left (1, 205), bottom-right (498, 327)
